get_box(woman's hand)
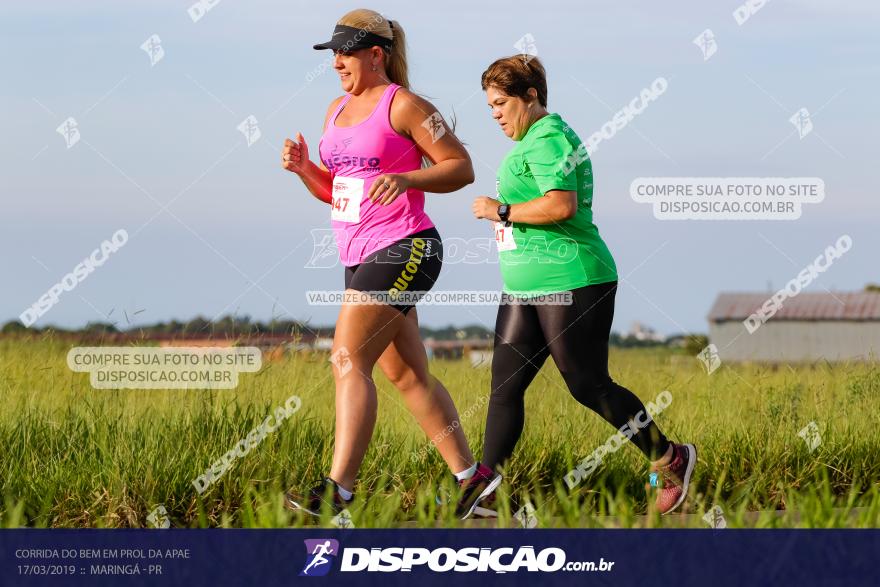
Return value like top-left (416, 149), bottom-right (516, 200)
top-left (368, 173), bottom-right (411, 205)
top-left (472, 196), bottom-right (501, 221)
top-left (281, 133), bottom-right (310, 176)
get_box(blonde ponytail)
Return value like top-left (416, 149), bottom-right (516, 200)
top-left (385, 20), bottom-right (410, 89)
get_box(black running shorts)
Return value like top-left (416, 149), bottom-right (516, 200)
top-left (343, 227), bottom-right (443, 315)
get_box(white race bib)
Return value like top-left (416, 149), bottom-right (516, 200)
top-left (330, 176), bottom-right (363, 223)
top-left (494, 222), bottom-right (517, 252)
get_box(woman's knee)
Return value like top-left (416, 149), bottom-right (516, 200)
top-left (392, 369), bottom-right (430, 393)
top-left (562, 370), bottom-right (611, 403)
top-left (381, 358), bottom-right (430, 393)
top-left (489, 372), bottom-right (528, 405)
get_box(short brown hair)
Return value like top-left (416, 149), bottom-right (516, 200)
top-left (481, 55), bottom-right (547, 108)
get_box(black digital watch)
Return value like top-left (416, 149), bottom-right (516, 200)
top-left (497, 203), bottom-right (511, 223)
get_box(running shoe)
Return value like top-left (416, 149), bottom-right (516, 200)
top-left (435, 476), bottom-right (498, 517)
top-left (648, 443), bottom-right (697, 515)
top-left (284, 477), bottom-right (352, 517)
top-left (479, 490), bottom-right (533, 520)
top-left (436, 492), bottom-right (498, 518)
top-left (454, 463), bottom-right (502, 520)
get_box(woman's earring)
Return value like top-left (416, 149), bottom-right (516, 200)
top-left (371, 64), bottom-right (377, 72)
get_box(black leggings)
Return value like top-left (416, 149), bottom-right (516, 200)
top-left (482, 281), bottom-right (671, 470)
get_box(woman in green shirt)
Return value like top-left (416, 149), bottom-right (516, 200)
top-left (470, 55), bottom-right (696, 515)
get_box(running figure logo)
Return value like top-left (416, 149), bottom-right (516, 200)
top-left (421, 113), bottom-right (446, 143)
top-left (237, 115), bottom-right (261, 147)
top-left (56, 117), bottom-right (80, 149)
top-left (789, 107), bottom-right (813, 139)
top-left (300, 539), bottom-right (339, 577)
top-left (697, 344), bottom-right (722, 375)
top-left (331, 138), bottom-right (353, 158)
top-left (692, 29), bottom-right (717, 61)
top-left (305, 229), bottom-right (340, 268)
top-left (513, 33), bottom-right (538, 63)
top-left (140, 34), bottom-right (164, 67)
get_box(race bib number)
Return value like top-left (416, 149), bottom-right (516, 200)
top-left (494, 222), bottom-right (517, 252)
top-left (331, 176), bottom-right (363, 223)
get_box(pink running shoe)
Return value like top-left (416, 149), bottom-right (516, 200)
top-left (455, 463), bottom-right (502, 520)
top-left (648, 443), bottom-right (697, 515)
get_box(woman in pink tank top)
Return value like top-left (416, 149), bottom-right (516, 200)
top-left (280, 9), bottom-right (500, 519)
top-left (321, 83), bottom-right (436, 266)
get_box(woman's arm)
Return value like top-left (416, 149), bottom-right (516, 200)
top-left (472, 190), bottom-right (578, 224)
top-left (293, 157), bottom-right (333, 204)
top-left (368, 90), bottom-right (475, 204)
top-left (281, 96), bottom-right (345, 204)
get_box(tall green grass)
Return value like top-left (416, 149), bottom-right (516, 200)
top-left (1, 334), bottom-right (878, 528)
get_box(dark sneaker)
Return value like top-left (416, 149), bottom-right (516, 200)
top-left (436, 490), bottom-right (498, 518)
top-left (473, 490), bottom-right (499, 518)
top-left (648, 443), bottom-right (697, 515)
top-left (455, 463), bottom-right (502, 520)
top-left (284, 477), bottom-right (352, 517)
top-left (478, 490), bottom-right (532, 520)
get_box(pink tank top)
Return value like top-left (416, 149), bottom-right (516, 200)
top-left (318, 83), bottom-right (435, 266)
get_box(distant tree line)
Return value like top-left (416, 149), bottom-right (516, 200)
top-left (2, 317), bottom-right (707, 347)
top-left (1, 316), bottom-right (330, 338)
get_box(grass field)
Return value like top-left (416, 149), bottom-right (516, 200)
top-left (1, 333), bottom-right (879, 529)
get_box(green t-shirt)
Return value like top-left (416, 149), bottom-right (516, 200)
top-left (496, 113), bottom-right (618, 296)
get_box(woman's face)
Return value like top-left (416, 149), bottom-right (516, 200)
top-left (333, 47), bottom-right (382, 93)
top-left (486, 86), bottom-right (534, 141)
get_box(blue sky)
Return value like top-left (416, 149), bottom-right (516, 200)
top-left (1, 1), bottom-right (877, 335)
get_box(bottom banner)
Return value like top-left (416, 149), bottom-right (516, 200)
top-left (1, 529), bottom-right (876, 586)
